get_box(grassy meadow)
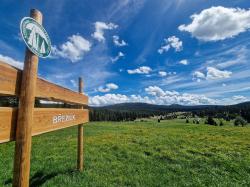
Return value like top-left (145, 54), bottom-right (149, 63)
top-left (1, 120), bottom-right (250, 186)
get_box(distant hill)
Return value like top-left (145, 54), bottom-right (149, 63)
top-left (93, 102), bottom-right (250, 112)
top-left (89, 101), bottom-right (250, 122)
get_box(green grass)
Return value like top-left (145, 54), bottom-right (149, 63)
top-left (1, 120), bottom-right (250, 186)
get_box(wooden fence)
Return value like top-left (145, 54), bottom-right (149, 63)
top-left (0, 9), bottom-right (89, 187)
top-left (0, 60), bottom-right (89, 187)
top-left (0, 61), bottom-right (89, 143)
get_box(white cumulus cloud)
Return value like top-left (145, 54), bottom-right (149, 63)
top-left (90, 86), bottom-right (217, 106)
top-left (127, 66), bottom-right (152, 74)
top-left (158, 36), bottom-right (183, 54)
top-left (159, 71), bottom-right (167, 77)
top-left (193, 67), bottom-right (232, 81)
top-left (206, 67), bottom-right (232, 80)
top-left (52, 34), bottom-right (91, 62)
top-left (193, 71), bottom-right (206, 78)
top-left (179, 59), bottom-right (188, 65)
top-left (145, 86), bottom-right (166, 97)
top-left (179, 6), bottom-right (250, 41)
top-left (192, 71), bottom-right (205, 82)
top-left (89, 94), bottom-right (150, 106)
top-left (92, 22), bottom-right (118, 42)
top-left (113, 35), bottom-right (128, 47)
top-left (98, 83), bottom-right (119, 93)
top-left (90, 84), bottom-right (250, 106)
top-left (145, 86), bottom-right (216, 105)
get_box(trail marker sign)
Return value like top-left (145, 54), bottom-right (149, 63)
top-left (20, 17), bottom-right (51, 58)
top-left (0, 9), bottom-right (87, 187)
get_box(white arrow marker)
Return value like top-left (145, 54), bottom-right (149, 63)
top-left (40, 40), bottom-right (45, 54)
top-left (28, 26), bottom-right (38, 50)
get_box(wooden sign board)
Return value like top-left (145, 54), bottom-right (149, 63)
top-left (0, 107), bottom-right (89, 143)
top-left (0, 61), bottom-right (88, 105)
top-left (0, 61), bottom-right (89, 144)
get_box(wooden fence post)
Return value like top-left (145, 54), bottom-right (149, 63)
top-left (77, 77), bottom-right (84, 171)
top-left (12, 9), bottom-right (42, 187)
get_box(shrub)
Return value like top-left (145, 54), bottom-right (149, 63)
top-left (219, 120), bottom-right (224, 126)
top-left (234, 116), bottom-right (247, 127)
top-left (206, 116), bottom-right (217, 126)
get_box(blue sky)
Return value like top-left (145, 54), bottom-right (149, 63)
top-left (0, 0), bottom-right (250, 106)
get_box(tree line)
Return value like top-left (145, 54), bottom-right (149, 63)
top-left (89, 109), bottom-right (165, 121)
top-left (1, 97), bottom-right (250, 122)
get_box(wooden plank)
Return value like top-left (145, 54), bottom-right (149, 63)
top-left (36, 78), bottom-right (88, 105)
top-left (32, 108), bottom-right (89, 136)
top-left (0, 61), bottom-right (21, 96)
top-left (0, 107), bottom-right (17, 143)
top-left (0, 61), bottom-right (88, 105)
top-left (0, 107), bottom-right (89, 144)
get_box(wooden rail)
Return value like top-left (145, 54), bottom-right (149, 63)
top-left (0, 107), bottom-right (89, 143)
top-left (0, 61), bottom-right (88, 105)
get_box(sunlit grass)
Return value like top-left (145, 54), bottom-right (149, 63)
top-left (1, 120), bottom-right (250, 186)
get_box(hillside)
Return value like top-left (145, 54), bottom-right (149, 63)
top-left (90, 101), bottom-right (250, 122)
top-left (93, 101), bottom-right (250, 113)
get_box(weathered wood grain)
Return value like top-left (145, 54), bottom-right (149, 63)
top-left (36, 78), bottom-right (88, 105)
top-left (13, 9), bottom-right (41, 187)
top-left (0, 61), bottom-right (21, 96)
top-left (0, 61), bottom-right (88, 105)
top-left (77, 77), bottom-right (84, 171)
top-left (0, 107), bottom-right (89, 144)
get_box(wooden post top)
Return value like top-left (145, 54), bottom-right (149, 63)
top-left (79, 77), bottom-right (83, 94)
top-left (30, 9), bottom-right (43, 24)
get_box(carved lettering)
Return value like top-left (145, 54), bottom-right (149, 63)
top-left (52, 114), bottom-right (76, 124)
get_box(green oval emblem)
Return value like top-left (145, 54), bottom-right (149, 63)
top-left (20, 17), bottom-right (51, 58)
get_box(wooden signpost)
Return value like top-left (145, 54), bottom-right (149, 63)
top-left (0, 9), bottom-right (89, 187)
top-left (77, 77), bottom-right (84, 171)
